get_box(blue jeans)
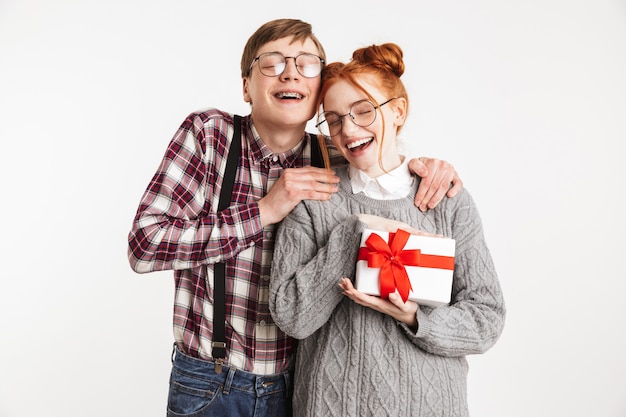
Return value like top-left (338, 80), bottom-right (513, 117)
top-left (167, 345), bottom-right (293, 417)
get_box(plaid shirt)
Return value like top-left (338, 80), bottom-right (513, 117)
top-left (128, 108), bottom-right (341, 375)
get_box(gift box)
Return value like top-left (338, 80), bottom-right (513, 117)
top-left (354, 228), bottom-right (455, 307)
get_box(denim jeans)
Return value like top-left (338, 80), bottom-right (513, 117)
top-left (167, 345), bottom-right (293, 417)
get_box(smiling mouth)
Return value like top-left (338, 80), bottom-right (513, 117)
top-left (275, 92), bottom-right (303, 100)
top-left (346, 137), bottom-right (373, 152)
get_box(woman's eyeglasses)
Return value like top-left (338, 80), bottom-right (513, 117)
top-left (316, 98), bottom-right (396, 137)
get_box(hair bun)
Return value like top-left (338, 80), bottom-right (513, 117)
top-left (351, 43), bottom-right (404, 78)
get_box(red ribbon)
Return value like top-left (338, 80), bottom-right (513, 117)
top-left (357, 229), bottom-right (455, 303)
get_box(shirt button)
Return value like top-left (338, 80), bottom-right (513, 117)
top-left (262, 275), bottom-right (270, 281)
top-left (272, 155), bottom-right (278, 163)
top-left (259, 320), bottom-right (266, 327)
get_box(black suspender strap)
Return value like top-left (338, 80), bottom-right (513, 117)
top-left (309, 133), bottom-right (324, 168)
top-left (211, 115), bottom-right (241, 374)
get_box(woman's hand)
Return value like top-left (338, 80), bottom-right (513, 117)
top-left (339, 278), bottom-right (418, 331)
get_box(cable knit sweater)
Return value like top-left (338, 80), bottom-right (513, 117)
top-left (270, 166), bottom-right (505, 417)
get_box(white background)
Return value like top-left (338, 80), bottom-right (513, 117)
top-left (1, 1), bottom-right (625, 416)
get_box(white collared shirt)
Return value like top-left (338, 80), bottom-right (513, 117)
top-left (349, 157), bottom-right (415, 200)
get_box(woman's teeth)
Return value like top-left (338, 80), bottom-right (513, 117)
top-left (346, 138), bottom-right (373, 150)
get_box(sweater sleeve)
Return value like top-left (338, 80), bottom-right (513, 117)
top-left (270, 203), bottom-right (364, 339)
top-left (401, 189), bottom-right (506, 357)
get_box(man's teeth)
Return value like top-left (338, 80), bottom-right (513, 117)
top-left (276, 92), bottom-right (303, 99)
top-left (347, 138), bottom-right (373, 150)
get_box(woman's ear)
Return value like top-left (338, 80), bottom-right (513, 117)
top-left (392, 97), bottom-right (408, 127)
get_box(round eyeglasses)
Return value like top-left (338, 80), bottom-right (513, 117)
top-left (249, 52), bottom-right (325, 78)
top-left (316, 98), bottom-right (396, 137)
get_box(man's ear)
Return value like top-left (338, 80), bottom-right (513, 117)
top-left (243, 78), bottom-right (251, 103)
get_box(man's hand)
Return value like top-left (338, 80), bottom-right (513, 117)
top-left (258, 167), bottom-right (339, 227)
top-left (408, 157), bottom-right (463, 211)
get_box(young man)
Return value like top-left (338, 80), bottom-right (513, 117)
top-left (128, 19), bottom-right (462, 417)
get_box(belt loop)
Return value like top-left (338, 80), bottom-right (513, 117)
top-left (283, 371), bottom-right (291, 399)
top-left (222, 367), bottom-right (235, 395)
top-left (171, 343), bottom-right (176, 364)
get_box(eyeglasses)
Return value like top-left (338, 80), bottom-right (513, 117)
top-left (249, 52), bottom-right (325, 78)
top-left (315, 98), bottom-right (396, 137)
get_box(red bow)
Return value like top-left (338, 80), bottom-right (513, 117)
top-left (357, 229), bottom-right (454, 303)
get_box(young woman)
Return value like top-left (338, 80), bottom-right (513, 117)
top-left (269, 43), bottom-right (505, 416)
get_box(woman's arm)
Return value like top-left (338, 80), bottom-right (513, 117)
top-left (269, 206), bottom-right (364, 339)
top-left (400, 189), bottom-right (506, 356)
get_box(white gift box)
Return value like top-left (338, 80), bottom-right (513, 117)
top-left (354, 228), bottom-right (456, 307)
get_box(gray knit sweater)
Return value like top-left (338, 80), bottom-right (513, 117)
top-left (270, 166), bottom-right (505, 417)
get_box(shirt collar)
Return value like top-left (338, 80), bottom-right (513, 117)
top-left (349, 157), bottom-right (415, 199)
top-left (248, 118), bottom-right (306, 167)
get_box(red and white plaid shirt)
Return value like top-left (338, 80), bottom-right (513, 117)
top-left (128, 108), bottom-right (340, 375)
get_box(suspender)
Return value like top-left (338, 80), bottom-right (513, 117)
top-left (309, 133), bottom-right (325, 169)
top-left (211, 117), bottom-right (323, 374)
top-left (211, 115), bottom-right (241, 374)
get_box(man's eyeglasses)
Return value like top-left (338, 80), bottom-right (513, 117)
top-left (316, 98), bottom-right (397, 137)
top-left (249, 52), bottom-right (325, 78)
